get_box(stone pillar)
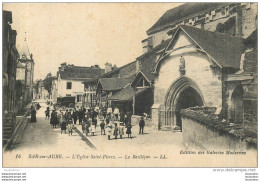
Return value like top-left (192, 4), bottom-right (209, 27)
top-left (151, 104), bottom-right (161, 130)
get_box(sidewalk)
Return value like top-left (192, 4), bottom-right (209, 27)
top-left (74, 120), bottom-right (185, 155)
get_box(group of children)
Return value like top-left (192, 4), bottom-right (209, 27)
top-left (81, 114), bottom-right (133, 140)
top-left (45, 106), bottom-right (137, 140)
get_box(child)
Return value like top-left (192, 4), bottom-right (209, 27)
top-left (82, 121), bottom-right (86, 133)
top-left (126, 122), bottom-right (132, 139)
top-left (119, 122), bottom-right (124, 139)
top-left (60, 120), bottom-right (67, 134)
top-left (67, 120), bottom-right (73, 136)
top-left (85, 121), bottom-right (90, 137)
top-left (45, 107), bottom-right (50, 119)
top-left (113, 123), bottom-right (119, 139)
top-left (91, 122), bottom-right (96, 136)
top-left (105, 114), bottom-right (111, 125)
top-left (100, 120), bottom-right (106, 135)
top-left (106, 122), bottom-right (113, 140)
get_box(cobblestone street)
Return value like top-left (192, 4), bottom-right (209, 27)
top-left (4, 100), bottom-right (257, 167)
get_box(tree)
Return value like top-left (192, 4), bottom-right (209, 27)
top-left (43, 73), bottom-right (53, 93)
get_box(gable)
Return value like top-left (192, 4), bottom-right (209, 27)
top-left (167, 30), bottom-right (195, 51)
top-left (153, 25), bottom-right (244, 74)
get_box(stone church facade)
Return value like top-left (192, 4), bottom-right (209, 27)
top-left (142, 3), bottom-right (257, 130)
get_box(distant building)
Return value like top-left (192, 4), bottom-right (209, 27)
top-left (50, 77), bottom-right (58, 103)
top-left (15, 61), bottom-right (26, 113)
top-left (18, 53), bottom-right (34, 103)
top-left (57, 63), bottom-right (104, 107)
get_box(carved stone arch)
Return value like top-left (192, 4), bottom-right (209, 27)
top-left (164, 76), bottom-right (205, 109)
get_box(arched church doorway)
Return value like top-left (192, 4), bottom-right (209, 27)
top-left (164, 77), bottom-right (204, 131)
top-left (175, 87), bottom-right (204, 129)
top-left (230, 85), bottom-right (244, 123)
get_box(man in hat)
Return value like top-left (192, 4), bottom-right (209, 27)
top-left (139, 116), bottom-right (145, 134)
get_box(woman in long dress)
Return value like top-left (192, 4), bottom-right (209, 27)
top-left (31, 109), bottom-right (37, 122)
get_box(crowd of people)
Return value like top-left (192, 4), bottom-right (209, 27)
top-left (45, 105), bottom-right (147, 140)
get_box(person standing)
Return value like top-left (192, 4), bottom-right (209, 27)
top-left (107, 106), bottom-right (112, 115)
top-left (31, 108), bottom-right (37, 123)
top-left (45, 107), bottom-right (50, 119)
top-left (67, 120), bottom-right (73, 136)
top-left (85, 117), bottom-right (91, 137)
top-left (64, 109), bottom-right (69, 122)
top-left (53, 111), bottom-right (59, 128)
top-left (60, 119), bottom-right (67, 134)
top-left (100, 120), bottom-right (106, 135)
top-left (119, 122), bottom-right (124, 139)
top-left (72, 109), bottom-right (78, 125)
top-left (106, 121), bottom-right (113, 140)
top-left (139, 116), bottom-right (145, 134)
top-left (114, 107), bottom-right (119, 121)
top-left (93, 117), bottom-right (97, 128)
top-left (50, 110), bottom-right (55, 126)
top-left (91, 121), bottom-right (96, 136)
top-left (78, 108), bottom-right (84, 125)
top-left (126, 122), bottom-right (132, 139)
top-left (81, 120), bottom-right (86, 133)
top-left (105, 114), bottom-right (111, 125)
top-left (113, 123), bottom-right (119, 139)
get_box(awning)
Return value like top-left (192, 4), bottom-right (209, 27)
top-left (107, 85), bottom-right (148, 102)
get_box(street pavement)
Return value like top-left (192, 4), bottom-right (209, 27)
top-left (3, 100), bottom-right (187, 167)
top-left (74, 115), bottom-right (185, 155)
top-left (3, 100), bottom-right (92, 167)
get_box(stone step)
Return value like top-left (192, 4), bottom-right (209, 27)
top-left (3, 135), bottom-right (11, 139)
top-left (3, 127), bottom-right (12, 131)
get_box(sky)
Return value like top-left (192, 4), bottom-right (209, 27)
top-left (3, 3), bottom-right (182, 80)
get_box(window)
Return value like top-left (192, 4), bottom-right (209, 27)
top-left (66, 82), bottom-right (72, 89)
top-left (77, 95), bottom-right (82, 102)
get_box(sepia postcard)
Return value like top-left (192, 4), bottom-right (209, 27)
top-left (2, 2), bottom-right (258, 168)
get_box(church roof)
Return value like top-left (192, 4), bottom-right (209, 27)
top-left (180, 25), bottom-right (244, 68)
top-left (147, 3), bottom-right (230, 35)
top-left (153, 25), bottom-right (245, 73)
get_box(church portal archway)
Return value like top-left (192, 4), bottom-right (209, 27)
top-left (164, 77), bottom-right (204, 130)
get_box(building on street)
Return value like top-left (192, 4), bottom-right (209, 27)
top-left (57, 63), bottom-right (104, 107)
top-left (2, 10), bottom-right (19, 144)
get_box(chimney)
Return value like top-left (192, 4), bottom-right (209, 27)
top-left (60, 62), bottom-right (67, 71)
top-left (94, 64), bottom-right (99, 68)
top-left (105, 62), bottom-right (112, 73)
top-left (142, 36), bottom-right (153, 53)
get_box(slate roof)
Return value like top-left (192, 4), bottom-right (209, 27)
top-left (59, 66), bottom-right (105, 80)
top-left (147, 3), bottom-right (230, 35)
top-left (100, 61), bottom-right (136, 78)
top-left (180, 25), bottom-right (244, 68)
top-left (108, 85), bottom-right (148, 102)
top-left (98, 74), bottom-right (135, 91)
top-left (154, 25), bottom-right (245, 72)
